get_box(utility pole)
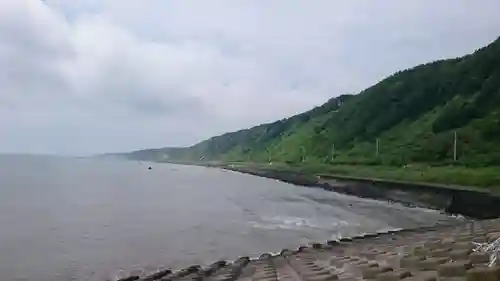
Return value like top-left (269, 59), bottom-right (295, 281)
top-left (453, 131), bottom-right (457, 162)
top-left (375, 139), bottom-right (380, 157)
top-left (331, 143), bottom-right (335, 161)
top-left (300, 146), bottom-right (306, 162)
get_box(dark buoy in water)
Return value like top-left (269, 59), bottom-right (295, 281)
top-left (148, 166), bottom-right (152, 170)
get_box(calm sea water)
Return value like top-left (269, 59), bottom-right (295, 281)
top-left (0, 155), bottom-right (460, 281)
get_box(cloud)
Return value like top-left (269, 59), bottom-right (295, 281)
top-left (1, 0), bottom-right (500, 155)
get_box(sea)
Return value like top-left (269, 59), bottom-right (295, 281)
top-left (0, 155), bottom-right (462, 281)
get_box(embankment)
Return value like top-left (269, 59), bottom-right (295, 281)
top-left (221, 165), bottom-right (500, 219)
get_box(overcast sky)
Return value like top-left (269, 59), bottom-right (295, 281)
top-left (1, 0), bottom-right (499, 155)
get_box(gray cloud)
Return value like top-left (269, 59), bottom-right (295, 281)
top-left (1, 0), bottom-right (500, 155)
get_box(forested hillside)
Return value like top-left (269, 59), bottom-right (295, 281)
top-left (123, 37), bottom-right (500, 167)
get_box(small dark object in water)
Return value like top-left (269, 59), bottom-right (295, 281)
top-left (148, 166), bottom-right (152, 170)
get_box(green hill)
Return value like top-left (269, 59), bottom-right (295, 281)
top-left (124, 37), bottom-right (500, 168)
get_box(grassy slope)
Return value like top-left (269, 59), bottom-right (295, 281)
top-left (263, 38), bottom-right (500, 167)
top-left (231, 162), bottom-right (500, 190)
top-left (121, 37), bottom-right (500, 187)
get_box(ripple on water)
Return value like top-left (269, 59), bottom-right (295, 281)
top-left (249, 215), bottom-right (353, 231)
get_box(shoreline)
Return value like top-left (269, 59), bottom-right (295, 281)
top-left (210, 163), bottom-right (500, 220)
top-left (115, 218), bottom-right (468, 281)
top-left (162, 160), bottom-right (498, 193)
top-left (186, 161), bottom-right (500, 190)
top-left (114, 217), bottom-right (500, 281)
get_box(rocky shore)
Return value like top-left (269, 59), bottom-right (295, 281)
top-left (220, 165), bottom-right (500, 219)
top-left (116, 217), bottom-right (500, 281)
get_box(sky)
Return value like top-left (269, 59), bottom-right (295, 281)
top-left (1, 0), bottom-right (500, 155)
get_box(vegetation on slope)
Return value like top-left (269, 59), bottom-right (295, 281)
top-left (225, 162), bottom-right (500, 189)
top-left (124, 37), bottom-right (500, 168)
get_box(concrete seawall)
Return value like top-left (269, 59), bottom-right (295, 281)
top-left (221, 166), bottom-right (500, 219)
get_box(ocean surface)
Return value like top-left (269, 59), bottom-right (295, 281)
top-left (0, 155), bottom-right (461, 281)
